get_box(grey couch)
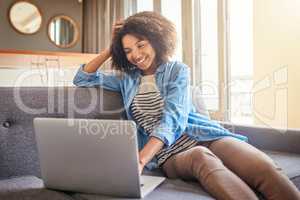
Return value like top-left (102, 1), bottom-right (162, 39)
top-left (0, 87), bottom-right (299, 200)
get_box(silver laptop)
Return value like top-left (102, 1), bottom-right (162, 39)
top-left (33, 118), bottom-right (165, 198)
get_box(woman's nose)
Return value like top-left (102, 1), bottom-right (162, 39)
top-left (132, 49), bottom-right (142, 60)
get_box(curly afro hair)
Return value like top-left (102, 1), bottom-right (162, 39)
top-left (111, 11), bottom-right (177, 73)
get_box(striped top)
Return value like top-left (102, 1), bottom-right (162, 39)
top-left (130, 74), bottom-right (199, 166)
top-left (131, 75), bottom-right (164, 134)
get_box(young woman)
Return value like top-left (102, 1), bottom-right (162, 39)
top-left (73, 11), bottom-right (300, 200)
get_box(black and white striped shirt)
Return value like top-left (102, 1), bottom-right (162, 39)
top-left (131, 74), bottom-right (198, 166)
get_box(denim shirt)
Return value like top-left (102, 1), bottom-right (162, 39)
top-left (73, 61), bottom-right (247, 169)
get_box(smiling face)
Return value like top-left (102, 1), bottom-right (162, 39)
top-left (122, 34), bottom-right (157, 75)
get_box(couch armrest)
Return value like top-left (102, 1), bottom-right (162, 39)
top-left (218, 121), bottom-right (300, 154)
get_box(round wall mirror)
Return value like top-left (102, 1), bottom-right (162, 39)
top-left (48, 15), bottom-right (79, 48)
top-left (8, 1), bottom-right (42, 35)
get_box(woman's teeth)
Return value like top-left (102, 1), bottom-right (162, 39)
top-left (136, 57), bottom-right (146, 64)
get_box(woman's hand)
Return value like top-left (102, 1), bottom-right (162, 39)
top-left (138, 159), bottom-right (145, 175)
top-left (138, 137), bottom-right (164, 174)
top-left (112, 20), bottom-right (124, 40)
top-left (82, 21), bottom-right (124, 73)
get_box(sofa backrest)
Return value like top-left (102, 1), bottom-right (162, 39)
top-left (190, 86), bottom-right (210, 118)
top-left (0, 87), bottom-right (124, 180)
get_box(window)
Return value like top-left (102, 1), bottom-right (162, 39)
top-left (131, 0), bottom-right (254, 122)
top-left (137, 0), bottom-right (153, 12)
top-left (161, 0), bottom-right (182, 61)
top-left (228, 0), bottom-right (253, 124)
top-left (192, 0), bottom-right (253, 122)
top-left (197, 0), bottom-right (219, 111)
top-left (136, 0), bottom-right (183, 61)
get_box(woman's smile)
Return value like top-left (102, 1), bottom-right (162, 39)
top-left (122, 34), bottom-right (157, 74)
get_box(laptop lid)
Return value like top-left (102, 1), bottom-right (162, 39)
top-left (34, 118), bottom-right (142, 197)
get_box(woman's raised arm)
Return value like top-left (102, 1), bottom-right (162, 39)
top-left (83, 48), bottom-right (111, 73)
top-left (83, 20), bottom-right (124, 73)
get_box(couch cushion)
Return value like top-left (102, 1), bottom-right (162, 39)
top-left (0, 151), bottom-right (298, 200)
top-left (0, 176), bottom-right (75, 200)
top-left (265, 150), bottom-right (300, 178)
top-left (264, 151), bottom-right (300, 193)
top-left (71, 150), bottom-right (300, 200)
top-left (72, 179), bottom-right (214, 200)
top-left (0, 87), bottom-right (124, 180)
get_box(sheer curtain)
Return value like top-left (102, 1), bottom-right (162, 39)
top-left (82, 0), bottom-right (136, 53)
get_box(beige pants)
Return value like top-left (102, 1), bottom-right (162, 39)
top-left (162, 137), bottom-right (300, 200)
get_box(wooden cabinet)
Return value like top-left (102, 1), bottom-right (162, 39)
top-left (0, 50), bottom-right (98, 86)
top-left (0, 49), bottom-right (97, 69)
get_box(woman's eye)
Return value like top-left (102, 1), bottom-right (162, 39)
top-left (137, 43), bottom-right (145, 48)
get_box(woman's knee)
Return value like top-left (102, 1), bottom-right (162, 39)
top-left (250, 150), bottom-right (280, 175)
top-left (187, 146), bottom-right (217, 163)
top-left (162, 156), bottom-right (179, 179)
top-left (162, 147), bottom-right (214, 180)
top-left (247, 155), bottom-right (282, 187)
top-left (187, 146), bottom-right (224, 175)
top-left (253, 159), bottom-right (282, 176)
top-left (210, 137), bottom-right (277, 173)
top-left (163, 146), bottom-right (225, 180)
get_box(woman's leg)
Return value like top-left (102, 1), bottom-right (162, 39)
top-left (208, 137), bottom-right (300, 200)
top-left (162, 146), bottom-right (258, 200)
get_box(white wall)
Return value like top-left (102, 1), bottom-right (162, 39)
top-left (253, 0), bottom-right (300, 129)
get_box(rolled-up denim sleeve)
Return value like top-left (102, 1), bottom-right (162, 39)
top-left (150, 65), bottom-right (191, 147)
top-left (73, 64), bottom-right (121, 92)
